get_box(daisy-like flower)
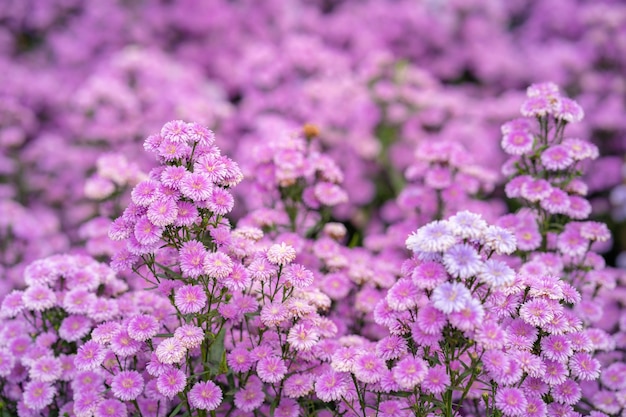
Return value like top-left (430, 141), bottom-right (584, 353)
top-left (552, 379), bottom-right (582, 405)
top-left (421, 365), bottom-right (450, 395)
top-left (496, 387), bottom-right (528, 417)
top-left (424, 166), bottom-right (452, 189)
top-left (234, 380), bottom-right (266, 412)
top-left (260, 302), bottom-right (289, 327)
top-left (179, 240), bottom-right (207, 278)
top-left (519, 299), bottom-right (555, 327)
top-left (392, 356), bottom-right (428, 390)
top-left (315, 371), bottom-right (351, 402)
top-left (431, 282), bottom-right (472, 314)
top-left (443, 243), bottom-right (482, 279)
top-left (479, 259), bottom-right (515, 288)
top-left (227, 347), bottom-right (254, 373)
top-left (147, 198), bottom-right (178, 227)
top-left (22, 380), bottom-right (56, 411)
top-left (416, 303), bottom-right (447, 335)
top-left (483, 226), bottom-right (516, 255)
top-left (502, 130), bottom-right (534, 155)
top-left (131, 180), bottom-right (160, 207)
top-left (284, 373), bottom-right (315, 398)
top-left (284, 263), bottom-right (314, 288)
top-left (540, 188), bottom-right (570, 214)
top-left (58, 315), bottom-right (92, 342)
top-left (562, 138), bottom-right (598, 161)
top-left (555, 97), bottom-right (584, 123)
top-left (174, 324), bottom-right (204, 349)
top-left (520, 178), bottom-right (552, 202)
top-left (127, 314), bottom-right (160, 341)
top-left (386, 278), bottom-right (419, 311)
top-left (565, 196), bottom-right (591, 220)
top-left (157, 367), bottom-right (187, 399)
top-left (0, 349), bottom-right (15, 377)
top-left (448, 297), bottom-right (485, 331)
top-left (22, 285), bottom-right (56, 311)
top-left (204, 252), bottom-right (234, 278)
top-left (543, 359), bottom-right (568, 386)
top-left (515, 226), bottom-right (542, 251)
top-left (314, 182), bottom-right (348, 206)
top-left (205, 187), bottom-right (234, 215)
top-left (174, 200), bottom-right (199, 227)
top-left (266, 242), bottom-right (297, 265)
top-left (557, 229), bottom-right (589, 258)
top-left (189, 380), bottom-right (223, 411)
top-left (287, 322), bottom-right (320, 351)
top-left (523, 397), bottom-right (547, 417)
top-left (133, 216), bottom-right (163, 245)
top-left (541, 145), bottom-right (573, 171)
top-left (580, 222), bottom-right (610, 242)
top-left (111, 370), bottom-right (144, 401)
top-left (110, 330), bottom-right (143, 357)
top-left (180, 172), bottom-right (213, 201)
top-left (375, 335), bottom-right (408, 361)
top-left (1, 290), bottom-right (25, 318)
top-left (256, 356), bottom-right (287, 383)
top-left (222, 263), bottom-right (251, 291)
top-left (411, 261), bottom-right (448, 290)
top-left (75, 341), bottom-right (107, 371)
top-left (569, 352), bottom-right (601, 381)
top-left (155, 338), bottom-right (186, 365)
top-left (174, 284), bottom-right (207, 314)
top-left (448, 211), bottom-right (488, 240)
top-left (353, 352), bottom-right (387, 384)
top-left (29, 355), bottom-right (62, 382)
top-left (406, 221), bottom-right (456, 253)
top-left (94, 399), bottom-right (128, 417)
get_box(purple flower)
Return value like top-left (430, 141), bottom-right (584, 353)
top-left (266, 242), bottom-right (297, 265)
top-left (495, 387), bottom-right (527, 417)
top-left (431, 282), bottom-right (472, 314)
top-left (174, 324), bottom-right (204, 349)
top-left (58, 315), bottom-right (92, 342)
top-left (174, 284), bottom-right (207, 314)
top-left (111, 370), bottom-right (144, 401)
top-left (156, 367), bottom-right (187, 399)
top-left (180, 172), bottom-right (213, 201)
top-left (22, 380), bottom-right (56, 411)
top-left (234, 377), bottom-right (265, 411)
top-left (392, 356), bottom-right (428, 390)
top-left (188, 380), bottom-right (223, 411)
top-left (314, 371), bottom-right (350, 402)
top-left (256, 355), bottom-right (288, 383)
top-left (155, 338), bottom-right (186, 365)
top-left (502, 130), bottom-right (534, 155)
top-left (127, 314), bottom-right (160, 341)
top-left (75, 340), bottom-right (107, 371)
top-left (421, 365), bottom-right (450, 394)
top-left (22, 285), bottom-right (56, 311)
top-left (94, 399), bottom-right (128, 417)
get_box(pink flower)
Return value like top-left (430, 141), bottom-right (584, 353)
top-left (266, 242), bottom-right (297, 265)
top-left (189, 380), bottom-right (223, 411)
top-left (180, 172), bottom-right (213, 201)
top-left (157, 367), bottom-right (187, 399)
top-left (75, 341), bottom-right (107, 371)
top-left (431, 282), bottom-right (472, 314)
top-left (22, 285), bottom-right (56, 311)
top-left (147, 198), bottom-right (178, 227)
top-left (234, 377), bottom-right (265, 411)
top-left (22, 380), bottom-right (56, 411)
top-left (95, 399), bottom-right (128, 417)
top-left (314, 371), bottom-right (350, 402)
top-left (502, 130), bottom-right (534, 155)
top-left (495, 387), bottom-right (527, 417)
top-left (392, 356), bottom-right (428, 390)
top-left (111, 370), bottom-right (144, 401)
top-left (155, 338), bottom-right (186, 365)
top-left (256, 356), bottom-right (287, 383)
top-left (174, 284), bottom-right (207, 314)
top-left (174, 324), bottom-right (204, 349)
top-left (127, 314), bottom-right (160, 341)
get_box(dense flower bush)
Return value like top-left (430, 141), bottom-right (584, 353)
top-left (1, 1), bottom-right (626, 416)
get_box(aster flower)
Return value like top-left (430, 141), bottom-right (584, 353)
top-left (222, 263), bottom-right (251, 291)
top-left (147, 198), bottom-right (178, 227)
top-left (58, 314), bottom-right (92, 342)
top-left (448, 297), bottom-right (485, 331)
top-left (22, 285), bottom-right (56, 311)
top-left (110, 330), bottom-right (143, 357)
top-left (179, 240), bottom-right (207, 278)
top-left (234, 377), bottom-right (265, 411)
top-left (411, 261), bottom-right (449, 290)
top-left (174, 324), bottom-right (204, 349)
top-left (75, 341), bottom-right (107, 371)
top-left (131, 180), bottom-right (160, 207)
top-left (157, 367), bottom-right (187, 399)
top-left (155, 338), bottom-right (186, 365)
top-left (284, 263), bottom-right (314, 288)
top-left (28, 355), bottom-right (62, 382)
top-left (483, 226), bottom-right (517, 255)
top-left (386, 278), bottom-right (419, 311)
top-left (375, 335), bottom-right (408, 361)
top-left (127, 314), bottom-right (160, 341)
top-left (111, 370), bottom-right (144, 401)
top-left (431, 282), bottom-right (472, 314)
top-left (174, 284), bottom-right (207, 314)
top-left (406, 221), bottom-right (456, 253)
top-left (133, 216), bottom-right (163, 245)
top-left (502, 130), bottom-right (534, 155)
top-left (94, 399), bottom-right (128, 417)
top-left (540, 188), bottom-right (570, 214)
top-left (392, 355), bottom-right (428, 390)
top-left (543, 359), bottom-right (568, 385)
top-left (266, 242), bottom-right (297, 265)
top-left (315, 371), bottom-right (351, 402)
top-left (416, 303), bottom-right (447, 335)
top-left (189, 380), bottom-right (223, 411)
top-left (520, 178), bottom-right (552, 202)
top-left (287, 322), bottom-right (320, 351)
top-left (22, 380), bottom-right (56, 411)
top-left (569, 352), bottom-right (601, 381)
top-left (227, 347), bottom-right (254, 373)
top-left (496, 387), bottom-right (528, 417)
top-left (541, 145), bottom-right (573, 171)
top-left (554, 97), bottom-right (584, 123)
top-left (256, 355), bottom-right (287, 383)
top-left (421, 365), bottom-right (450, 395)
top-left (552, 379), bottom-right (582, 405)
top-left (180, 172), bottom-right (213, 201)
top-left (443, 243), bottom-right (483, 279)
top-left (204, 252), bottom-right (234, 278)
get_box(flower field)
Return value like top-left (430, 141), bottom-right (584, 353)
top-left (1, 1), bottom-right (626, 416)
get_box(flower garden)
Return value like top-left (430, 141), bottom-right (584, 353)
top-left (1, 1), bottom-right (626, 416)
